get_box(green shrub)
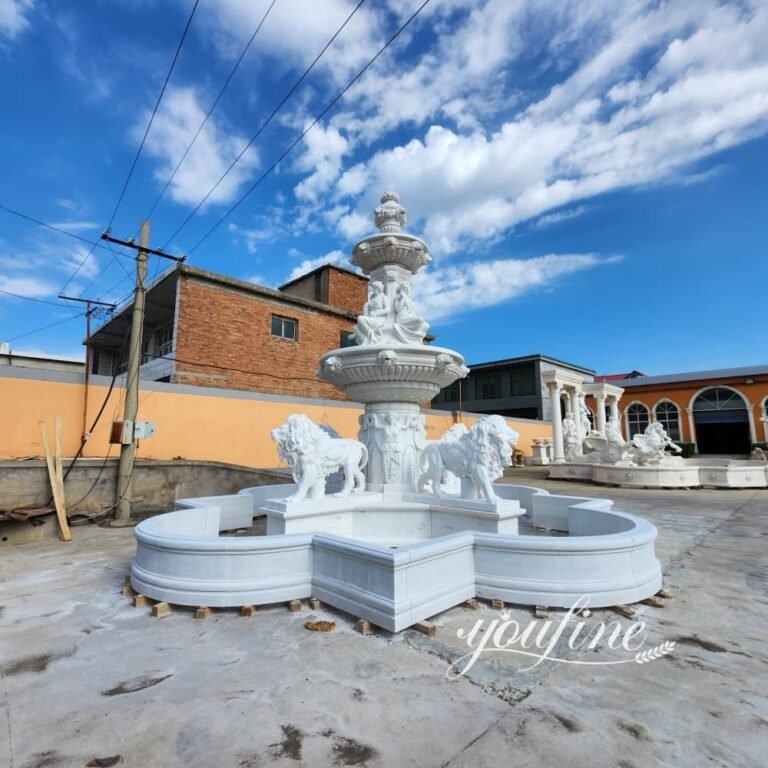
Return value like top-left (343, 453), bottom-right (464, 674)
top-left (670, 442), bottom-right (696, 458)
top-left (751, 443), bottom-right (768, 451)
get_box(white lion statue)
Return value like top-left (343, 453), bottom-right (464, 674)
top-left (417, 415), bottom-right (519, 502)
top-left (271, 414), bottom-right (368, 501)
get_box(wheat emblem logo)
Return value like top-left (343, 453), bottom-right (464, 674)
top-left (635, 641), bottom-right (676, 663)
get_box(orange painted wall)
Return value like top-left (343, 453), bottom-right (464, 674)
top-left (0, 373), bottom-right (553, 466)
top-left (586, 377), bottom-right (768, 443)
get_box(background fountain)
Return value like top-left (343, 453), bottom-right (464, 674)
top-left (130, 193), bottom-right (664, 631)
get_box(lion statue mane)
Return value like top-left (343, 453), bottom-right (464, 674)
top-left (271, 414), bottom-right (368, 501)
top-left (417, 415), bottom-right (519, 502)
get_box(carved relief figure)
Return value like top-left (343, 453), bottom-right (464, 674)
top-left (353, 281), bottom-right (390, 345)
top-left (271, 415), bottom-right (368, 501)
top-left (417, 415), bottom-right (519, 502)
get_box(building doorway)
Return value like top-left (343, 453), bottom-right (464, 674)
top-left (693, 388), bottom-right (751, 454)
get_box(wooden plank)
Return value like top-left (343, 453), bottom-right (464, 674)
top-left (641, 596), bottom-right (665, 608)
top-left (194, 606), bottom-right (213, 619)
top-left (413, 620), bottom-right (436, 636)
top-left (490, 599), bottom-right (505, 611)
top-left (288, 599), bottom-right (302, 613)
top-left (309, 597), bottom-right (321, 610)
top-left (612, 604), bottom-right (636, 619)
top-left (151, 601), bottom-right (171, 618)
top-left (656, 588), bottom-right (672, 599)
top-left (132, 594), bottom-right (149, 608)
top-left (463, 599), bottom-right (481, 610)
top-left (38, 421), bottom-right (71, 542)
top-left (535, 606), bottom-right (549, 619)
top-left (239, 605), bottom-right (257, 617)
top-left (54, 415), bottom-right (65, 510)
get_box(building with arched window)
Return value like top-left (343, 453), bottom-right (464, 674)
top-left (609, 365), bottom-right (768, 455)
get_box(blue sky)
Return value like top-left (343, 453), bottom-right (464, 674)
top-left (0, 0), bottom-right (766, 375)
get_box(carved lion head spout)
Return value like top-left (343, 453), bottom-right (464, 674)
top-left (271, 414), bottom-right (368, 502)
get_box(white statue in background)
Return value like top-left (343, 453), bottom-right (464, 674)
top-left (563, 416), bottom-right (580, 461)
top-left (418, 423), bottom-right (469, 494)
top-left (392, 282), bottom-right (428, 344)
top-left (417, 415), bottom-right (519, 502)
top-left (579, 400), bottom-right (594, 437)
top-left (583, 416), bottom-right (630, 463)
top-left (630, 422), bottom-right (682, 465)
top-left (353, 281), bottom-right (389, 345)
top-left (271, 414), bottom-right (368, 501)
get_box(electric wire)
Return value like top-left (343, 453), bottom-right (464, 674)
top-left (7, 312), bottom-right (87, 343)
top-left (184, 0), bottom-right (432, 255)
top-left (0, 288), bottom-right (80, 308)
top-left (58, 0), bottom-right (200, 296)
top-left (144, 0), bottom-right (279, 224)
top-left (160, 0), bottom-right (368, 250)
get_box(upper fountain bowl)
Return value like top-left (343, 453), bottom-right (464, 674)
top-left (317, 345), bottom-right (469, 404)
top-left (351, 233), bottom-right (431, 276)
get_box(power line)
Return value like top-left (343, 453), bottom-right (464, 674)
top-left (59, 0), bottom-right (199, 296)
top-left (161, 0), bottom-right (368, 249)
top-left (0, 288), bottom-right (79, 308)
top-left (0, 203), bottom-right (133, 259)
top-left (144, 0), bottom-right (279, 223)
top-left (110, 0), bottom-right (200, 230)
top-left (185, 0), bottom-right (432, 255)
top-left (7, 311), bottom-right (86, 343)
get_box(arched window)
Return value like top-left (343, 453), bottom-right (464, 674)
top-left (626, 403), bottom-right (650, 438)
top-left (655, 401), bottom-right (681, 441)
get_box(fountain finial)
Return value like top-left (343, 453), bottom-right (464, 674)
top-left (375, 192), bottom-right (405, 233)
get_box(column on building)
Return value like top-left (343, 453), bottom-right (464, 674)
top-left (595, 392), bottom-right (607, 435)
top-left (549, 382), bottom-right (565, 463)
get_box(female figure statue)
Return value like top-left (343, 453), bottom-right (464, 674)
top-left (353, 281), bottom-right (390, 345)
top-left (392, 282), bottom-right (428, 344)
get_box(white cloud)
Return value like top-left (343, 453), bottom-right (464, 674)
top-left (61, 244), bottom-right (100, 281)
top-left (283, 249), bottom-right (347, 283)
top-left (0, 274), bottom-right (57, 298)
top-left (140, 86), bottom-right (259, 207)
top-left (202, 0), bottom-right (383, 84)
top-left (267, 1), bottom-right (767, 253)
top-left (0, 0), bottom-right (33, 40)
top-left (411, 253), bottom-right (606, 322)
top-left (533, 206), bottom-right (589, 229)
top-left (48, 220), bottom-right (99, 233)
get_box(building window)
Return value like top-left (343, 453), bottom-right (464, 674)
top-left (340, 330), bottom-right (356, 348)
top-left (440, 382), bottom-right (460, 404)
top-left (655, 401), bottom-right (681, 441)
top-left (626, 403), bottom-right (650, 438)
top-left (271, 314), bottom-right (297, 340)
top-left (141, 336), bottom-right (151, 365)
top-left (156, 325), bottom-right (174, 358)
top-left (476, 374), bottom-right (502, 400)
top-left (509, 366), bottom-right (536, 395)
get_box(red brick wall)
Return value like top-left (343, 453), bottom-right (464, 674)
top-left (326, 267), bottom-right (368, 315)
top-left (173, 276), bottom-right (357, 399)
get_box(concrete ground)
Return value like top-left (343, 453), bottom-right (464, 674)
top-left (1, 467), bottom-right (766, 768)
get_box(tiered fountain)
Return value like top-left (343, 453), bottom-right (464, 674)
top-left (131, 193), bottom-right (663, 631)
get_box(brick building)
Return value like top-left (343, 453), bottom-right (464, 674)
top-left (89, 263), bottom-right (368, 400)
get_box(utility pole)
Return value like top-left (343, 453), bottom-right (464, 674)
top-left (58, 296), bottom-right (116, 442)
top-left (101, 223), bottom-right (185, 525)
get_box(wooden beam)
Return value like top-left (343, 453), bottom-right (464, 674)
top-left (38, 420), bottom-right (71, 541)
top-left (413, 620), bottom-right (436, 636)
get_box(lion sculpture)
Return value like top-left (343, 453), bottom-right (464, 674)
top-left (417, 415), bottom-right (519, 502)
top-left (271, 414), bottom-right (368, 501)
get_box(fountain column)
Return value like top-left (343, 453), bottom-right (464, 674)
top-left (609, 398), bottom-right (621, 432)
top-left (549, 383), bottom-right (565, 463)
top-left (317, 192), bottom-right (469, 490)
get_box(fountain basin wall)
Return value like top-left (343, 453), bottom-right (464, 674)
top-left (550, 459), bottom-right (768, 488)
top-left (131, 483), bottom-right (662, 630)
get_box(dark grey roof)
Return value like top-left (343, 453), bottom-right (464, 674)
top-left (619, 364), bottom-right (768, 387)
top-left (467, 354), bottom-right (595, 376)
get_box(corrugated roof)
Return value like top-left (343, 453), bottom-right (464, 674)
top-left (618, 364), bottom-right (768, 387)
top-left (467, 354), bottom-right (595, 376)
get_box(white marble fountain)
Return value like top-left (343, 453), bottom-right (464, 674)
top-left (131, 193), bottom-right (662, 631)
